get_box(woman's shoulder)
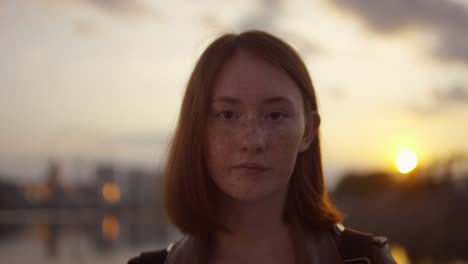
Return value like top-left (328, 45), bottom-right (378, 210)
top-left (127, 243), bottom-right (174, 264)
top-left (332, 223), bottom-right (397, 264)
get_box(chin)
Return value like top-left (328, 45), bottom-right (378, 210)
top-left (222, 186), bottom-right (285, 203)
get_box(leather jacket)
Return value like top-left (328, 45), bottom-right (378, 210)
top-left (130, 224), bottom-right (397, 264)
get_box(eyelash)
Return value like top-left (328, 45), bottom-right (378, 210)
top-left (215, 111), bottom-right (287, 121)
top-left (266, 112), bottom-right (287, 120)
top-left (216, 111), bottom-right (238, 120)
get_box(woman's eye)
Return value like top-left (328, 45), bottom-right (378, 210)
top-left (267, 112), bottom-right (285, 120)
top-left (218, 111), bottom-right (235, 119)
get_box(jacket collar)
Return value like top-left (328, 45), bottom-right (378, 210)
top-left (164, 227), bottom-right (343, 264)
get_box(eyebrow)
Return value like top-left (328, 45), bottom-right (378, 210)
top-left (212, 96), bottom-right (294, 106)
top-left (263, 96), bottom-right (294, 106)
top-left (212, 96), bottom-right (242, 104)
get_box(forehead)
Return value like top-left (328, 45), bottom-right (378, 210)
top-left (212, 50), bottom-right (303, 104)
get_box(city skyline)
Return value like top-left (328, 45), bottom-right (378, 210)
top-left (1, 0), bottom-right (468, 183)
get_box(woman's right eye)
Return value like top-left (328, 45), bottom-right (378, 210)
top-left (217, 111), bottom-right (236, 120)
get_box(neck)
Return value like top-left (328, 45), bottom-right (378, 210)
top-left (213, 189), bottom-right (294, 259)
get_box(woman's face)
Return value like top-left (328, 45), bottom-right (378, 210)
top-left (206, 50), bottom-right (319, 203)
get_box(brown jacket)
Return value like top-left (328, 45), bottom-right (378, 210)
top-left (129, 224), bottom-right (397, 264)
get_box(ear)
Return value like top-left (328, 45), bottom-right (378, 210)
top-left (299, 112), bottom-right (320, 153)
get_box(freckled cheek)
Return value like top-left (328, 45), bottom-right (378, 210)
top-left (268, 128), bottom-right (303, 153)
top-left (206, 127), bottom-right (237, 171)
top-left (211, 126), bottom-right (239, 147)
top-left (266, 130), bottom-right (302, 181)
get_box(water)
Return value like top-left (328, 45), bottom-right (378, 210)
top-left (1, 209), bottom-right (466, 264)
top-left (0, 209), bottom-right (180, 264)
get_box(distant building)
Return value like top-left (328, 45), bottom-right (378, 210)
top-left (0, 177), bottom-right (27, 208)
top-left (124, 168), bottom-right (160, 208)
top-left (46, 160), bottom-right (66, 208)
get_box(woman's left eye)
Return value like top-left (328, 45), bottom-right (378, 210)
top-left (266, 112), bottom-right (286, 120)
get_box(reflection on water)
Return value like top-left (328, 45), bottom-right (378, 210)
top-left (1, 209), bottom-right (467, 264)
top-left (101, 215), bottom-right (120, 241)
top-left (0, 209), bottom-right (180, 264)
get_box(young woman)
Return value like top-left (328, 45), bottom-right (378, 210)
top-left (129, 30), bottom-right (396, 264)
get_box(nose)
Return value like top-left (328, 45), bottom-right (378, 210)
top-left (240, 118), bottom-right (266, 153)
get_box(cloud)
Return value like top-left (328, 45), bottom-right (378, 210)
top-left (234, 0), bottom-right (321, 56)
top-left (285, 31), bottom-right (323, 56)
top-left (407, 83), bottom-right (468, 115)
top-left (83, 0), bottom-right (154, 18)
top-left (434, 83), bottom-right (468, 104)
top-left (330, 0), bottom-right (468, 64)
top-left (195, 0), bottom-right (322, 56)
top-left (238, 0), bottom-right (283, 31)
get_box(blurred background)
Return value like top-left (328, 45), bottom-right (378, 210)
top-left (1, 0), bottom-right (468, 263)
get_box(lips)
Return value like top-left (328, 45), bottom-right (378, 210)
top-left (233, 162), bottom-right (271, 171)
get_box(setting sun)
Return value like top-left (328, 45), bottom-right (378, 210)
top-left (396, 149), bottom-right (418, 174)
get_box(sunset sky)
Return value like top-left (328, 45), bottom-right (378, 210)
top-left (1, 0), bottom-right (468, 185)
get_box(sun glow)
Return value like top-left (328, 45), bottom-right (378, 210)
top-left (396, 149), bottom-right (418, 174)
top-left (390, 244), bottom-right (410, 264)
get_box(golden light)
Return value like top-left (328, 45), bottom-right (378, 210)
top-left (390, 244), bottom-right (410, 264)
top-left (396, 149), bottom-right (418, 174)
top-left (102, 182), bottom-right (121, 204)
top-left (101, 215), bottom-right (120, 241)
